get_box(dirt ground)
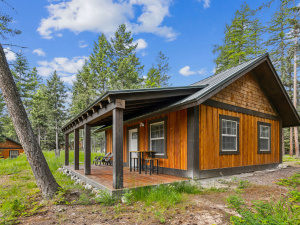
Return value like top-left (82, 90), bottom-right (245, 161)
top-left (19, 162), bottom-right (300, 225)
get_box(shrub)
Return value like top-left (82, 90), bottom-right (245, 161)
top-left (227, 194), bottom-right (300, 224)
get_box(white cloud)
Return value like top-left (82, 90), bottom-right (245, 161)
top-left (198, 0), bottom-right (210, 9)
top-left (133, 38), bottom-right (147, 51)
top-left (78, 40), bottom-right (88, 48)
top-left (37, 0), bottom-right (177, 41)
top-left (37, 56), bottom-right (88, 77)
top-left (61, 75), bottom-right (76, 85)
top-left (4, 48), bottom-right (16, 61)
top-left (33, 48), bottom-right (46, 57)
top-left (179, 66), bottom-right (206, 76)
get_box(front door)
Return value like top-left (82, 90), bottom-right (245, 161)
top-left (128, 128), bottom-right (138, 168)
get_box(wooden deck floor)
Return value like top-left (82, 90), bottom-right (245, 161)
top-left (64, 165), bottom-right (188, 190)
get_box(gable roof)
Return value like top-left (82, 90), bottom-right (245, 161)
top-left (1, 135), bottom-right (21, 146)
top-left (63, 53), bottom-right (300, 133)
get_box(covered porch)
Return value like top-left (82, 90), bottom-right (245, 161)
top-left (63, 164), bottom-right (187, 195)
top-left (61, 87), bottom-right (203, 189)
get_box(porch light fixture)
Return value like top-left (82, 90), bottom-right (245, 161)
top-left (140, 122), bottom-right (144, 127)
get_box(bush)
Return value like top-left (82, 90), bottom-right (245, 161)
top-left (227, 194), bottom-right (300, 224)
top-left (95, 190), bottom-right (116, 206)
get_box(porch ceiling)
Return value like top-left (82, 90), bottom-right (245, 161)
top-left (62, 86), bottom-right (205, 133)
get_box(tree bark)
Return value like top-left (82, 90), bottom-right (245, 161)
top-left (0, 44), bottom-right (60, 199)
top-left (290, 128), bottom-right (294, 156)
top-left (294, 35), bottom-right (299, 158)
top-left (282, 128), bottom-right (285, 157)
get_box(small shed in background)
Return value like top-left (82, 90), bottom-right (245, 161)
top-left (0, 136), bottom-right (24, 159)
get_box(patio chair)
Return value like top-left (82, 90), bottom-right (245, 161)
top-left (93, 152), bottom-right (111, 166)
top-left (103, 153), bottom-right (113, 166)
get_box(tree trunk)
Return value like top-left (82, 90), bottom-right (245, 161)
top-left (294, 35), bottom-right (299, 158)
top-left (0, 44), bottom-right (60, 199)
top-left (290, 128), bottom-right (294, 156)
top-left (38, 125), bottom-right (41, 146)
top-left (55, 118), bottom-right (60, 157)
top-left (282, 128), bottom-right (285, 157)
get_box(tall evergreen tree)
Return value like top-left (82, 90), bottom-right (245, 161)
top-left (89, 34), bottom-right (112, 94)
top-left (30, 85), bottom-right (48, 146)
top-left (144, 51), bottom-right (171, 88)
top-left (111, 24), bottom-right (144, 89)
top-left (70, 61), bottom-right (97, 116)
top-left (46, 71), bottom-right (67, 155)
top-left (213, 3), bottom-right (266, 73)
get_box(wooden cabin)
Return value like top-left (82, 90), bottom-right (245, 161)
top-left (62, 53), bottom-right (300, 189)
top-left (0, 136), bottom-right (24, 159)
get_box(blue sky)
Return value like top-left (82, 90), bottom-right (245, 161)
top-left (3, 0), bottom-right (275, 89)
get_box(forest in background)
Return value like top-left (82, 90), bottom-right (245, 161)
top-left (0, 0), bottom-right (300, 157)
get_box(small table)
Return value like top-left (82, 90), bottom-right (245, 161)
top-left (129, 151), bottom-right (154, 174)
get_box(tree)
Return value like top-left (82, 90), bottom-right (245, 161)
top-left (70, 61), bottom-right (97, 116)
top-left (111, 24), bottom-right (144, 89)
top-left (288, 0), bottom-right (300, 158)
top-left (89, 34), bottom-right (113, 94)
top-left (265, 0), bottom-right (291, 156)
top-left (144, 67), bottom-right (161, 88)
top-left (155, 51), bottom-right (171, 87)
top-left (0, 44), bottom-right (60, 198)
top-left (30, 85), bottom-right (48, 146)
top-left (0, 11), bottom-right (21, 40)
top-left (213, 3), bottom-right (266, 73)
top-left (46, 71), bottom-right (67, 156)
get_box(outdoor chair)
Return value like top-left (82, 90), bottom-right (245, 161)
top-left (103, 153), bottom-right (113, 166)
top-left (93, 152), bottom-right (111, 166)
top-left (144, 158), bottom-right (159, 175)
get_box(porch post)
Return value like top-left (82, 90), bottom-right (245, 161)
top-left (65, 133), bottom-right (69, 166)
top-left (74, 129), bottom-right (79, 170)
top-left (113, 108), bottom-right (123, 189)
top-left (84, 124), bottom-right (91, 175)
top-left (187, 106), bottom-right (200, 179)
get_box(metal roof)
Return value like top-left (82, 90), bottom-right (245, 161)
top-left (63, 53), bottom-right (300, 131)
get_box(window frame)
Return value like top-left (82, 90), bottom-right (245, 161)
top-left (148, 116), bottom-right (168, 158)
top-left (9, 150), bottom-right (19, 159)
top-left (219, 114), bottom-right (240, 155)
top-left (257, 121), bottom-right (271, 154)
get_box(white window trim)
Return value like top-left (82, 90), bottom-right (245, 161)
top-left (221, 119), bottom-right (238, 152)
top-left (150, 121), bottom-right (165, 155)
top-left (259, 125), bottom-right (270, 151)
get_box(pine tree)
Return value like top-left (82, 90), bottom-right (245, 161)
top-left (0, 11), bottom-right (21, 40)
top-left (144, 51), bottom-right (171, 88)
top-left (70, 61), bottom-right (97, 116)
top-left (30, 85), bottom-right (48, 146)
top-left (46, 71), bottom-right (67, 156)
top-left (144, 67), bottom-right (161, 88)
top-left (111, 24), bottom-right (144, 89)
top-left (213, 3), bottom-right (266, 73)
top-left (89, 34), bottom-right (113, 94)
top-left (155, 51), bottom-right (171, 87)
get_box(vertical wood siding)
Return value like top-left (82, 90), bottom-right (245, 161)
top-left (199, 104), bottom-right (280, 170)
top-left (105, 109), bottom-right (188, 170)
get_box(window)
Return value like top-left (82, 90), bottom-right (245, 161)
top-left (219, 115), bottom-right (240, 155)
top-left (9, 150), bottom-right (19, 159)
top-left (148, 117), bottom-right (167, 158)
top-left (258, 122), bottom-right (271, 153)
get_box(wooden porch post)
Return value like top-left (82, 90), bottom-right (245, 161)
top-left (65, 133), bottom-right (69, 166)
top-left (113, 108), bottom-right (123, 189)
top-left (74, 129), bottom-right (79, 170)
top-left (84, 124), bottom-right (91, 175)
top-left (187, 106), bottom-right (200, 179)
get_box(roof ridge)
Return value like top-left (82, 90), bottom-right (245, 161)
top-left (191, 53), bottom-right (268, 86)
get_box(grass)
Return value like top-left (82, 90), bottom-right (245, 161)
top-left (227, 171), bottom-right (300, 225)
top-left (283, 155), bottom-right (300, 163)
top-left (0, 150), bottom-right (100, 224)
top-left (123, 181), bottom-right (202, 207)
